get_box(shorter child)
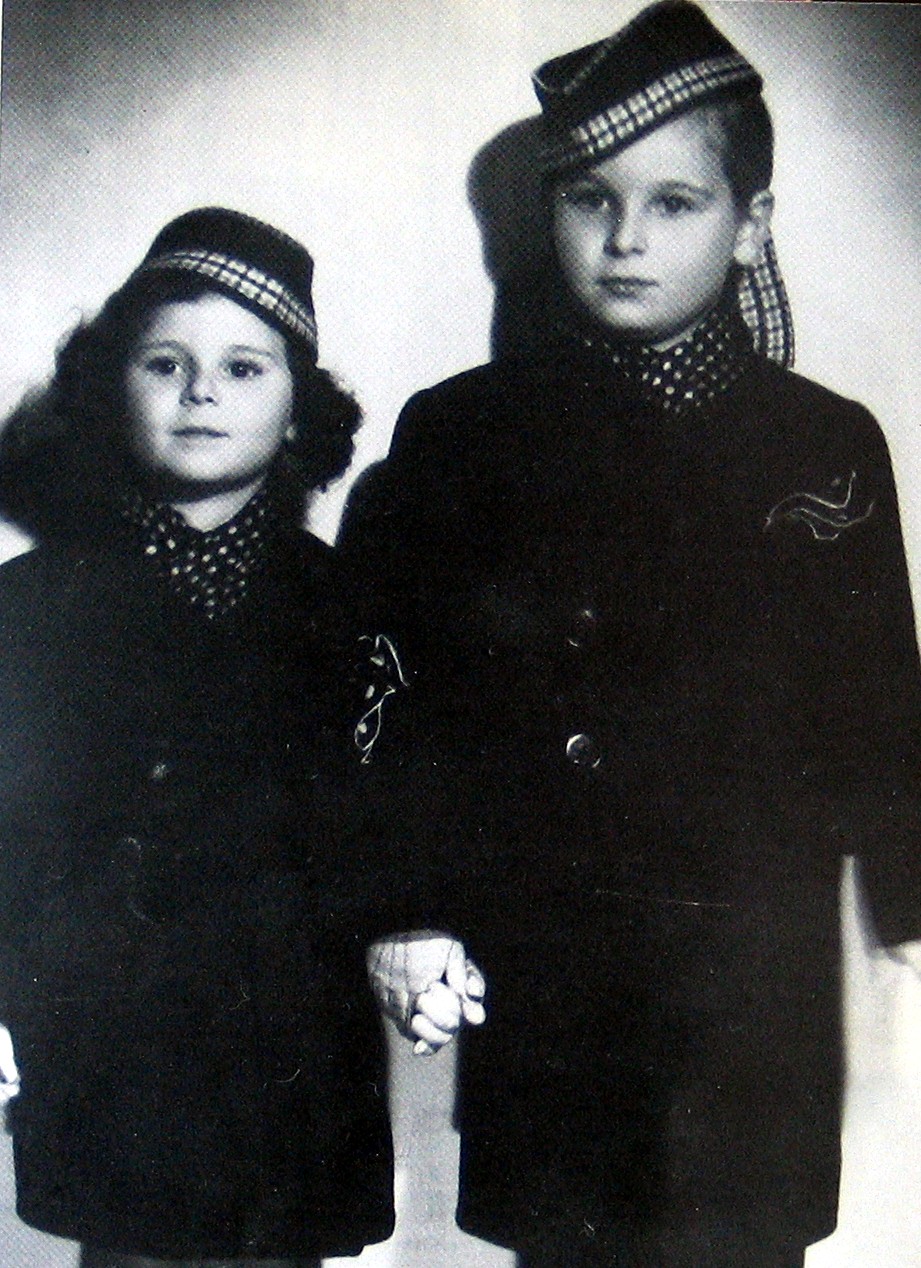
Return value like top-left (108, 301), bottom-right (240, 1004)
top-left (343, 4), bottom-right (921, 1265)
top-left (0, 208), bottom-right (400, 1268)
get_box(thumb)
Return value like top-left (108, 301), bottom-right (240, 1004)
top-left (444, 939), bottom-right (470, 997)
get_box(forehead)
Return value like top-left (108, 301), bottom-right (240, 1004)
top-left (139, 291), bottom-right (288, 353)
top-left (565, 109), bottom-right (729, 190)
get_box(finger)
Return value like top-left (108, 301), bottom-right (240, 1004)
top-left (413, 1039), bottom-right (437, 1056)
top-left (414, 981), bottom-right (463, 1032)
top-left (410, 1012), bottom-right (457, 1048)
top-left (370, 980), bottom-right (413, 1029)
top-left (444, 939), bottom-right (470, 996)
top-left (464, 961), bottom-right (486, 1000)
top-left (0, 1029), bottom-right (19, 1085)
top-left (403, 937), bottom-right (455, 994)
top-left (460, 998), bottom-right (486, 1026)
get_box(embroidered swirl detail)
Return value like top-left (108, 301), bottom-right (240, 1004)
top-left (764, 472), bottom-right (875, 542)
top-left (354, 634), bottom-right (409, 764)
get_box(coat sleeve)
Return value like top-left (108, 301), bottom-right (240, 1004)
top-left (0, 552), bottom-right (49, 1016)
top-left (340, 386), bottom-right (480, 636)
top-left (814, 408), bottom-right (921, 946)
top-left (339, 386), bottom-right (507, 946)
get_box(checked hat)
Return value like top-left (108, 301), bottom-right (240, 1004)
top-left (131, 207), bottom-right (318, 360)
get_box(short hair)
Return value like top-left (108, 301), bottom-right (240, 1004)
top-left (0, 273), bottom-right (361, 541)
top-left (698, 92), bottom-right (774, 207)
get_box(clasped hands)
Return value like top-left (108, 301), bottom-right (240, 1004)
top-left (0, 1024), bottom-right (20, 1106)
top-left (366, 931), bottom-right (486, 1055)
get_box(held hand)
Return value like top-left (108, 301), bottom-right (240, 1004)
top-left (412, 943), bottom-right (486, 1055)
top-left (0, 1025), bottom-right (20, 1106)
top-left (366, 932), bottom-right (486, 1055)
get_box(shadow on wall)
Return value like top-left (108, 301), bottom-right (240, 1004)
top-left (467, 116), bottom-right (559, 364)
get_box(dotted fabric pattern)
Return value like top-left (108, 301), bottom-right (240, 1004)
top-left (559, 297), bottom-right (754, 414)
top-left (122, 485), bottom-right (274, 617)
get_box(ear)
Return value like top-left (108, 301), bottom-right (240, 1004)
top-left (733, 191), bottom-right (774, 268)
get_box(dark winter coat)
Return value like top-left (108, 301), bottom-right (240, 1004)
top-left (341, 346), bottom-right (921, 1262)
top-left (0, 526), bottom-right (400, 1260)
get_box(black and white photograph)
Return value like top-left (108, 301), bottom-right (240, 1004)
top-left (1, 3), bottom-right (920, 1267)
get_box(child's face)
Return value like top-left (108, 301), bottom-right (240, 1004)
top-left (551, 110), bottom-right (768, 347)
top-left (124, 292), bottom-right (294, 496)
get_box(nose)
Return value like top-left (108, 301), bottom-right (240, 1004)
top-left (181, 366), bottom-right (217, 406)
top-left (604, 204), bottom-right (646, 256)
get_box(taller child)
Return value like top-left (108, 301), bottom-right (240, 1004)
top-left (343, 3), bottom-right (921, 1267)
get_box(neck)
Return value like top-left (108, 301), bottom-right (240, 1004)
top-left (167, 476), bottom-right (267, 531)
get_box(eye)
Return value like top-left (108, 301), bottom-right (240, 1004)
top-left (143, 355), bottom-right (181, 376)
top-left (559, 185), bottom-right (612, 215)
top-left (655, 192), bottom-right (697, 217)
top-left (226, 359), bottom-right (264, 380)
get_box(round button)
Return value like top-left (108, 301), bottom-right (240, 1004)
top-left (565, 607), bottom-right (598, 650)
top-left (565, 732), bottom-right (601, 768)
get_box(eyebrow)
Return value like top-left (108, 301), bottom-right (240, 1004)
top-left (654, 180), bottom-right (715, 198)
top-left (224, 344), bottom-right (284, 360)
top-left (561, 175), bottom-right (716, 199)
top-left (134, 339), bottom-right (283, 361)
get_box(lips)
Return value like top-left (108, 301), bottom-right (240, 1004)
top-left (598, 276), bottom-right (657, 296)
top-left (172, 426), bottom-right (228, 438)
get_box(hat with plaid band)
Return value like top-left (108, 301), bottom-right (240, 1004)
top-left (533, 0), bottom-right (762, 176)
top-left (131, 207), bottom-right (319, 360)
top-left (533, 0), bottom-right (793, 366)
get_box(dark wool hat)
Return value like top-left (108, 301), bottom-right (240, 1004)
top-left (130, 207), bottom-right (319, 359)
top-left (533, 0), bottom-right (761, 176)
top-left (533, 1), bottom-right (794, 367)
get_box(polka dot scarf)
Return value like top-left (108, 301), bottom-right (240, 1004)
top-left (122, 485), bottom-right (275, 618)
top-left (560, 296), bottom-right (756, 415)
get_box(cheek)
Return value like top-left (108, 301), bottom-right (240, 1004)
top-left (555, 244), bottom-right (595, 307)
top-left (123, 378), bottom-right (158, 438)
top-left (553, 212), bottom-right (599, 283)
top-left (689, 216), bottom-right (742, 277)
top-left (123, 376), bottom-right (179, 462)
top-left (242, 382), bottom-right (294, 444)
top-left (266, 382), bottom-right (294, 430)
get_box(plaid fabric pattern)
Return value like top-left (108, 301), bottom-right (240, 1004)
top-left (737, 237), bottom-right (795, 368)
top-left (542, 53), bottom-right (757, 174)
top-left (139, 248), bottom-right (318, 353)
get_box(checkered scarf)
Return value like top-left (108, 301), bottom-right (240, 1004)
top-left (121, 484), bottom-right (276, 617)
top-left (736, 237), bottom-right (794, 367)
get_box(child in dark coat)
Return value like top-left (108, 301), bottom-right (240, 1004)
top-left (0, 208), bottom-right (405, 1268)
top-left (343, 4), bottom-right (921, 1265)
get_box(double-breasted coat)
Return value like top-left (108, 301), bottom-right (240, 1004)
top-left (0, 524), bottom-right (400, 1259)
top-left (342, 345), bottom-right (921, 1262)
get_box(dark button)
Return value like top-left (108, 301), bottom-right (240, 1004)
top-left (565, 732), bottom-right (601, 768)
top-left (565, 607), bottom-right (599, 650)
